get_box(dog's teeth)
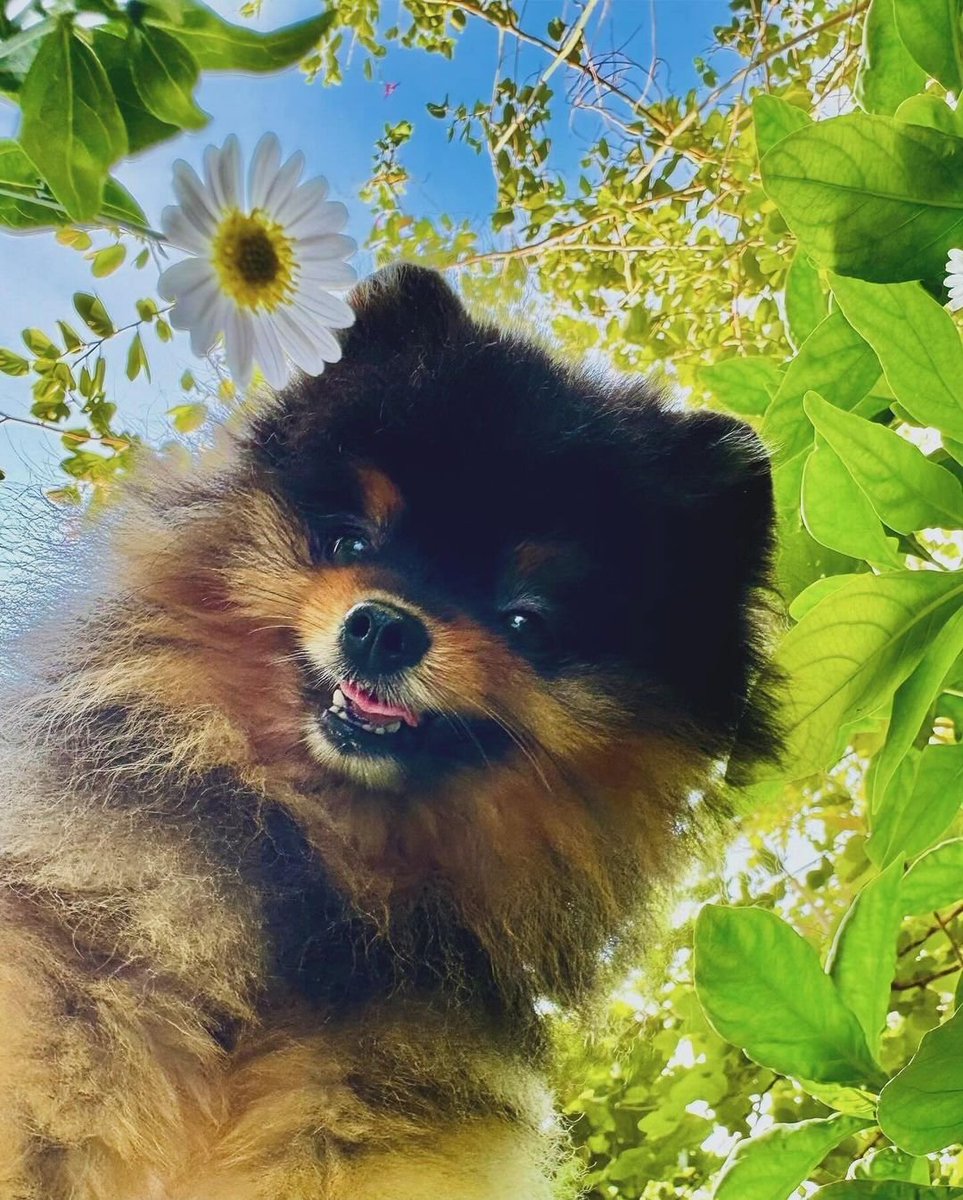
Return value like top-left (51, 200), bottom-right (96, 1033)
top-left (373, 726), bottom-right (386, 735)
top-left (361, 722), bottom-right (375, 733)
top-left (332, 688), bottom-right (346, 709)
top-left (384, 721), bottom-right (401, 734)
top-left (335, 709), bottom-right (350, 721)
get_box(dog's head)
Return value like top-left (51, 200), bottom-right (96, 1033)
top-left (230, 265), bottom-right (777, 801)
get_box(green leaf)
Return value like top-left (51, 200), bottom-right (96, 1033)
top-left (73, 293), bottom-right (114, 337)
top-left (713, 1114), bottom-right (871, 1200)
top-left (856, 0), bottom-right (927, 115)
top-left (90, 244), bottom-right (127, 278)
top-left (696, 356), bottom-right (784, 417)
top-left (760, 114), bottom-right (963, 285)
top-left (19, 20), bottom-right (127, 221)
top-left (789, 574), bottom-right (863, 622)
top-left (901, 838), bottom-right (963, 915)
top-left (100, 177), bottom-right (148, 229)
top-left (801, 434), bottom-right (903, 567)
top-left (167, 402), bottom-right (208, 434)
top-left (753, 94), bottom-right (811, 158)
top-left (879, 1004), bottom-right (963, 1154)
top-left (829, 276), bottom-right (963, 443)
top-left (21, 327), bottom-right (58, 358)
top-left (125, 332), bottom-right (150, 382)
top-left (870, 608), bottom-right (963, 809)
top-left (816, 1186), bottom-right (963, 1198)
top-left (804, 392), bottom-right (963, 533)
top-left (785, 252), bottom-right (827, 350)
top-left (893, 0), bottom-right (963, 91)
top-left (129, 27), bottom-right (208, 131)
top-left (853, 1146), bottom-right (931, 1183)
top-left (90, 28), bottom-right (179, 156)
top-left (762, 310), bottom-right (880, 467)
top-left (694, 906), bottom-right (884, 1087)
top-left (0, 139), bottom-right (59, 229)
top-left (870, 743), bottom-right (963, 868)
top-left (0, 17), bottom-right (55, 98)
top-left (896, 95), bottom-right (963, 137)
top-left (56, 321), bottom-right (83, 352)
top-left (772, 571), bottom-right (963, 780)
top-left (826, 860), bottom-right (904, 1053)
top-left (0, 347), bottom-right (30, 376)
top-left (143, 0), bottom-right (336, 72)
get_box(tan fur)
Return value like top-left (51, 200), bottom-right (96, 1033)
top-left (0, 441), bottom-right (714, 1198)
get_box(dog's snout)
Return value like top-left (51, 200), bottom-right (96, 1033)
top-left (341, 601), bottom-right (430, 676)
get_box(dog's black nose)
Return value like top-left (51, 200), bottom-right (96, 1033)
top-left (341, 601), bottom-right (430, 676)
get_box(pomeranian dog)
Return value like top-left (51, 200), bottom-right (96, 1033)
top-left (0, 265), bottom-right (776, 1199)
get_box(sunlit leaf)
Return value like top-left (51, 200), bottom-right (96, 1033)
top-left (879, 1005), bottom-right (963, 1154)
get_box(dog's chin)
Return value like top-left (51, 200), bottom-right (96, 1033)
top-left (303, 717), bottom-right (409, 791)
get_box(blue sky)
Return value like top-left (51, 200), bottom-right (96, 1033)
top-left (0, 0), bottom-right (733, 491)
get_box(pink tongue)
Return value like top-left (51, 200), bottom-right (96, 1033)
top-left (341, 680), bottom-right (420, 727)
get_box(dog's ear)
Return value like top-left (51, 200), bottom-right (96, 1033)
top-left (343, 264), bottom-right (467, 358)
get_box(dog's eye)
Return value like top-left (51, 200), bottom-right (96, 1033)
top-left (326, 534), bottom-right (373, 565)
top-left (503, 608), bottom-right (551, 653)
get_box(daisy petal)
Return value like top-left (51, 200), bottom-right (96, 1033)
top-left (218, 134), bottom-right (243, 210)
top-left (261, 151), bottom-right (305, 215)
top-left (172, 161), bottom-right (219, 236)
top-left (161, 205), bottom-right (211, 254)
top-left (276, 177), bottom-right (330, 228)
top-left (288, 201), bottom-right (350, 240)
top-left (224, 306), bottom-right (254, 388)
top-left (158, 257), bottom-right (216, 304)
top-left (296, 259), bottom-right (358, 289)
top-left (249, 133), bottom-right (282, 212)
top-left (948, 294), bottom-right (963, 312)
top-left (273, 306), bottom-right (332, 377)
top-left (947, 248), bottom-right (963, 268)
top-left (251, 317), bottom-right (288, 389)
top-left (292, 286), bottom-right (356, 329)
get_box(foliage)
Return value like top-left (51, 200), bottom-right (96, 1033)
top-left (3, 0), bottom-right (963, 1197)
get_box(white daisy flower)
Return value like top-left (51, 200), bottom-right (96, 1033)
top-left (946, 247), bottom-right (963, 313)
top-left (158, 133), bottom-right (357, 390)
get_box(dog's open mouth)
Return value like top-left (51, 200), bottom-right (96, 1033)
top-left (328, 680), bottom-right (421, 736)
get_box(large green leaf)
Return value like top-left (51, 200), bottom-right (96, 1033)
top-left (696, 356), bottom-right (784, 417)
top-left (800, 434), bottom-right (903, 567)
top-left (826, 861), bottom-right (903, 1054)
top-left (896, 95), bottom-right (963, 137)
top-left (816, 1187), bottom-right (963, 1199)
top-left (0, 17), bottom-right (54, 97)
top-left (856, 0), bottom-right (927, 115)
top-left (761, 310), bottom-right (880, 466)
top-left (893, 0), bottom-right (963, 91)
top-left (869, 743), bottom-right (963, 868)
top-left (753, 94), bottom-right (811, 157)
top-left (0, 139), bottom-right (58, 228)
top-left (879, 1005), bottom-right (963, 1154)
top-left (694, 906), bottom-right (884, 1087)
top-left (713, 1114), bottom-right (871, 1200)
top-left (90, 28), bottom-right (179, 155)
top-left (128, 26), bottom-right (208, 131)
top-left (829, 276), bottom-right (963, 443)
top-left (143, 0), bottom-right (336, 72)
top-left (772, 570), bottom-right (963, 780)
top-left (804, 392), bottom-right (963, 534)
top-left (18, 20), bottom-right (127, 221)
top-left (760, 114), bottom-right (963, 285)
top-left (870, 607), bottom-right (963, 808)
top-left (785, 252), bottom-right (828, 350)
top-left (901, 838), bottom-right (963, 915)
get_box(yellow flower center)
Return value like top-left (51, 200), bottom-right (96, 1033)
top-left (210, 209), bottom-right (295, 311)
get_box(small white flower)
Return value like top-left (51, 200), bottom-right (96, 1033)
top-left (158, 133), bottom-right (356, 390)
top-left (946, 247), bottom-right (963, 313)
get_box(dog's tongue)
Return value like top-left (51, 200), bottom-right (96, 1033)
top-left (340, 680), bottom-right (420, 727)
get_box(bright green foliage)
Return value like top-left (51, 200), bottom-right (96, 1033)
top-left (3, 0), bottom-right (963, 1195)
top-left (714, 1115), bottom-right (872, 1200)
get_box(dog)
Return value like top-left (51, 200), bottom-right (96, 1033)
top-left (0, 264), bottom-right (777, 1199)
